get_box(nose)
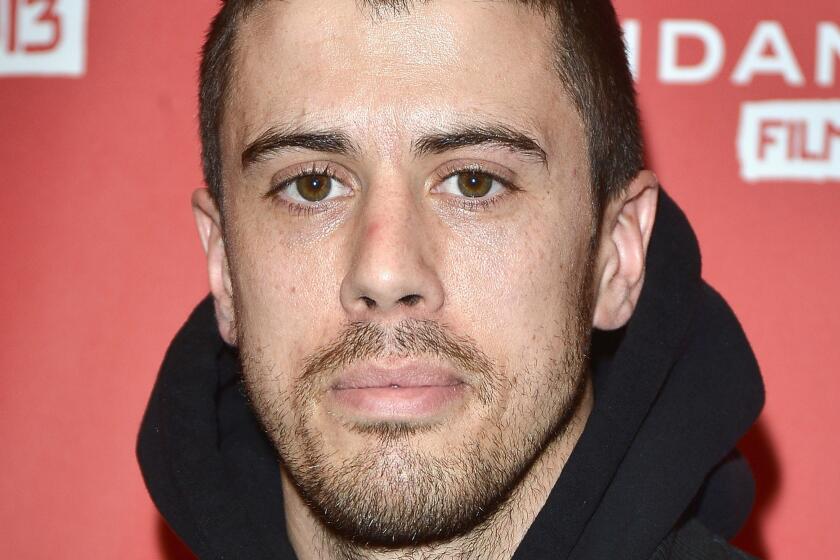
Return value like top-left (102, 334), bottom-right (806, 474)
top-left (340, 185), bottom-right (445, 320)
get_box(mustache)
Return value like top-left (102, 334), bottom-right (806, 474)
top-left (300, 319), bottom-right (498, 388)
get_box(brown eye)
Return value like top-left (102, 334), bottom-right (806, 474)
top-left (456, 172), bottom-right (494, 198)
top-left (295, 174), bottom-right (332, 202)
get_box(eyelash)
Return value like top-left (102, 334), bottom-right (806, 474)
top-left (265, 162), bottom-right (519, 216)
top-left (265, 162), bottom-right (342, 217)
top-left (435, 162), bottom-right (519, 212)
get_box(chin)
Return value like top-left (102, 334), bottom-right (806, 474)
top-left (284, 424), bottom-right (523, 547)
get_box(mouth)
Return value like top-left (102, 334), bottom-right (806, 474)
top-left (328, 361), bottom-right (468, 421)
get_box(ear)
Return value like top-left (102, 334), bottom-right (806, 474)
top-left (192, 188), bottom-right (237, 345)
top-left (591, 171), bottom-right (659, 331)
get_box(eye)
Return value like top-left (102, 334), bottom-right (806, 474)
top-left (438, 171), bottom-right (505, 199)
top-left (279, 173), bottom-right (351, 204)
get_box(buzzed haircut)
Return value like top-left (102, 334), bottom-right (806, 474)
top-left (198, 0), bottom-right (643, 218)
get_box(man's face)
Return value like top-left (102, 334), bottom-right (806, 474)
top-left (219, 0), bottom-right (596, 545)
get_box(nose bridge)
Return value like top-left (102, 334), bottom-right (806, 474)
top-left (340, 177), bottom-right (444, 318)
top-left (363, 180), bottom-right (418, 255)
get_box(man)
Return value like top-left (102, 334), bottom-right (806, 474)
top-left (138, 0), bottom-right (764, 558)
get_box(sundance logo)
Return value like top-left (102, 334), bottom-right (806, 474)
top-left (0, 0), bottom-right (88, 77)
top-left (738, 100), bottom-right (840, 182)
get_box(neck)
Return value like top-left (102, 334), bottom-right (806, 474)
top-left (283, 377), bottom-right (593, 560)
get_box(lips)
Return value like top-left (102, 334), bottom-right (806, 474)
top-left (328, 361), bottom-right (468, 420)
top-left (332, 363), bottom-right (463, 390)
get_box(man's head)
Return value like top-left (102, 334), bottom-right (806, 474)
top-left (192, 0), bottom-right (658, 548)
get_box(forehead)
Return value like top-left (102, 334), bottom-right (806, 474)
top-left (226, 0), bottom-right (573, 156)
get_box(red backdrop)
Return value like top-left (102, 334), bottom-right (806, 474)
top-left (1, 1), bottom-right (837, 558)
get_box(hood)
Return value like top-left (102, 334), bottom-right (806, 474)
top-left (137, 190), bottom-right (764, 559)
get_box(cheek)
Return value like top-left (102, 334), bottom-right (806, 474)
top-left (440, 200), bottom-right (593, 379)
top-left (446, 204), bottom-right (589, 321)
top-left (225, 204), bottom-right (347, 372)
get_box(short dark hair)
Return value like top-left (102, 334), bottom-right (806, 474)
top-left (199, 0), bottom-right (643, 217)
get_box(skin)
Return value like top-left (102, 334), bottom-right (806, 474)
top-left (192, 0), bottom-right (659, 558)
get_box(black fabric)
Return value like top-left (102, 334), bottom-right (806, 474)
top-left (137, 297), bottom-right (294, 558)
top-left (650, 519), bottom-right (757, 560)
top-left (137, 190), bottom-right (764, 559)
top-left (692, 450), bottom-right (756, 541)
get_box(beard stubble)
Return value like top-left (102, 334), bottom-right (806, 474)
top-left (237, 283), bottom-right (593, 548)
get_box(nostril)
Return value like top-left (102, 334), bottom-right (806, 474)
top-left (398, 294), bottom-right (422, 307)
top-left (361, 296), bottom-right (377, 309)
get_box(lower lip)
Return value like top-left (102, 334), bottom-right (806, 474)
top-left (329, 384), bottom-right (467, 419)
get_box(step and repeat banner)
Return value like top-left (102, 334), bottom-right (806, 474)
top-left (0, 1), bottom-right (837, 558)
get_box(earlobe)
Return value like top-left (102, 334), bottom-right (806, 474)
top-left (592, 171), bottom-right (659, 331)
top-left (191, 188), bottom-right (237, 346)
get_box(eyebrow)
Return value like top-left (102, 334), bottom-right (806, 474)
top-left (413, 124), bottom-right (548, 165)
top-left (241, 122), bottom-right (548, 170)
top-left (241, 126), bottom-right (357, 170)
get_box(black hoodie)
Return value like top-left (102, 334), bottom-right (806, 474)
top-left (138, 191), bottom-right (764, 559)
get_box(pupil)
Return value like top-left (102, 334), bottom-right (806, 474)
top-left (297, 174), bottom-right (331, 202)
top-left (458, 172), bottom-right (492, 198)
